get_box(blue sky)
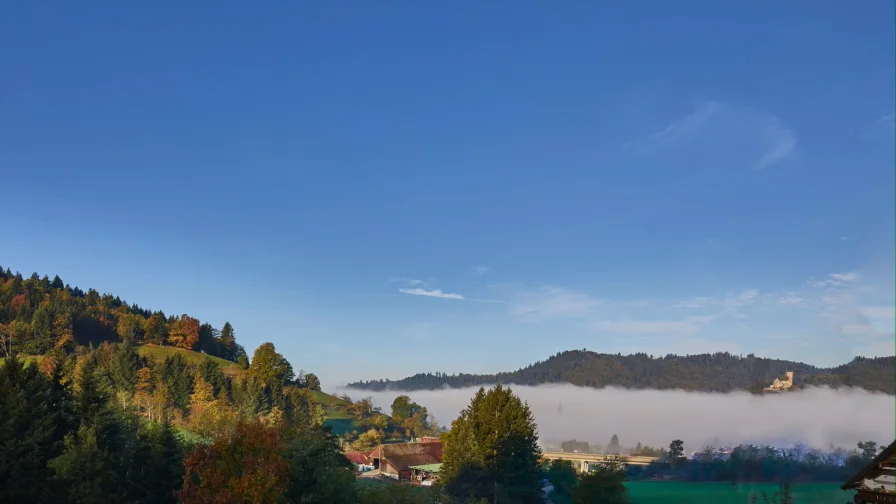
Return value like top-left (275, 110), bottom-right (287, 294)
top-left (1, 2), bottom-right (894, 389)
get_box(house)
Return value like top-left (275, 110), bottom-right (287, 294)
top-left (368, 442), bottom-right (443, 482)
top-left (409, 463), bottom-right (441, 486)
top-left (842, 440), bottom-right (896, 504)
top-left (345, 451), bottom-right (375, 472)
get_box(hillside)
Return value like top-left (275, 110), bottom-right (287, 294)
top-left (347, 350), bottom-right (896, 394)
top-left (0, 265), bottom-right (245, 363)
top-left (0, 265), bottom-right (374, 431)
top-left (135, 344), bottom-right (365, 431)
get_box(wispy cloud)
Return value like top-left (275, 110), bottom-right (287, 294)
top-left (755, 120), bottom-right (797, 169)
top-left (471, 265), bottom-right (490, 275)
top-left (509, 286), bottom-right (602, 320)
top-left (394, 277), bottom-right (465, 300)
top-left (625, 100), bottom-right (796, 169)
top-left (676, 289), bottom-right (761, 313)
top-left (829, 272), bottom-right (858, 282)
top-left (593, 317), bottom-right (712, 336)
top-left (777, 296), bottom-right (805, 305)
top-left (875, 111), bottom-right (895, 128)
top-left (645, 101), bottom-right (723, 145)
top-left (398, 288), bottom-right (465, 300)
top-left (858, 306), bottom-right (896, 319)
top-left (811, 272), bottom-right (859, 288)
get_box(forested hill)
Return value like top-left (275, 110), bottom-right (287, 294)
top-left (347, 350), bottom-right (896, 394)
top-left (0, 265), bottom-right (246, 362)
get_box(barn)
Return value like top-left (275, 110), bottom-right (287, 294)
top-left (369, 442), bottom-right (443, 482)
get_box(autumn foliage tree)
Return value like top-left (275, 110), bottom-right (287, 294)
top-left (168, 314), bottom-right (200, 350)
top-left (178, 421), bottom-right (290, 504)
top-left (250, 342), bottom-right (294, 386)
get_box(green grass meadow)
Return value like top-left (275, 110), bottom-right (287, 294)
top-left (624, 482), bottom-right (848, 504)
top-left (0, 356), bottom-right (37, 367)
top-left (137, 344), bottom-right (240, 371)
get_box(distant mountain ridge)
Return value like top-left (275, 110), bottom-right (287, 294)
top-left (347, 350), bottom-right (896, 395)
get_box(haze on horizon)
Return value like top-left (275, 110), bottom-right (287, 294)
top-left (342, 384), bottom-right (896, 454)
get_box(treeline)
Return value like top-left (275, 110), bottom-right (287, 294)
top-left (627, 440), bottom-right (885, 484)
top-left (349, 350), bottom-right (896, 394)
top-left (0, 266), bottom-right (245, 362)
top-left (337, 394), bottom-right (442, 452)
top-left (0, 355), bottom-right (534, 504)
top-left (0, 351), bottom-right (449, 504)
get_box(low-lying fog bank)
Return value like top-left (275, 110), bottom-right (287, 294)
top-left (339, 385), bottom-right (895, 452)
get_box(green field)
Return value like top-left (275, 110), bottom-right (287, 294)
top-left (624, 482), bottom-right (847, 504)
top-left (0, 356), bottom-right (37, 367)
top-left (137, 344), bottom-right (240, 371)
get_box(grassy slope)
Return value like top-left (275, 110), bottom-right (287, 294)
top-left (135, 345), bottom-right (375, 435)
top-left (137, 344), bottom-right (241, 373)
top-left (624, 482), bottom-right (845, 504)
top-left (0, 356), bottom-right (37, 366)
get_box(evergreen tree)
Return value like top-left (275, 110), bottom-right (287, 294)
top-left (284, 430), bottom-right (356, 504)
top-left (128, 421), bottom-right (184, 504)
top-left (109, 341), bottom-right (141, 393)
top-left (49, 425), bottom-right (126, 504)
top-left (607, 434), bottom-right (621, 454)
top-left (219, 322), bottom-right (237, 360)
top-left (197, 322), bottom-right (218, 356)
top-left (159, 355), bottom-right (192, 412)
top-left (442, 385), bottom-right (543, 504)
top-left (0, 356), bottom-right (71, 503)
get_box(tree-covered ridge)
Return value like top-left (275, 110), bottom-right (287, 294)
top-left (0, 266), bottom-right (245, 362)
top-left (0, 351), bottom-right (450, 504)
top-left (348, 350), bottom-right (896, 394)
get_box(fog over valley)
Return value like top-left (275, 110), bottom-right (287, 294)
top-left (341, 384), bottom-right (896, 453)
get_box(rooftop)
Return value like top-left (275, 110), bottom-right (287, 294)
top-left (409, 463), bottom-right (441, 473)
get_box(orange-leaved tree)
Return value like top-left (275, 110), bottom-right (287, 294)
top-left (178, 421), bottom-right (290, 504)
top-left (168, 314), bottom-right (200, 350)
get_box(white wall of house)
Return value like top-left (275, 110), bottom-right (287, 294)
top-left (863, 467), bottom-right (896, 492)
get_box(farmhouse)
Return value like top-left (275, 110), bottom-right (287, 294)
top-left (368, 442), bottom-right (443, 482)
top-left (842, 440), bottom-right (896, 504)
top-left (344, 451), bottom-right (374, 472)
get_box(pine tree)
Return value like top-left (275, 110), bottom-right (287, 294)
top-left (607, 434), bottom-right (621, 454)
top-left (219, 322), bottom-right (236, 360)
top-left (0, 356), bottom-right (71, 503)
top-left (49, 424), bottom-right (129, 504)
top-left (109, 341), bottom-right (141, 393)
top-left (128, 421), bottom-right (184, 504)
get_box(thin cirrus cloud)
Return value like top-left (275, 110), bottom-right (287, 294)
top-left (593, 318), bottom-right (710, 337)
top-left (398, 288), bottom-right (465, 300)
top-left (471, 265), bottom-right (490, 275)
top-left (625, 100), bottom-right (797, 170)
top-left (508, 286), bottom-right (602, 320)
top-left (811, 272), bottom-right (858, 288)
top-left (858, 306), bottom-right (896, 319)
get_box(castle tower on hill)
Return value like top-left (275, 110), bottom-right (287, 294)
top-left (764, 371), bottom-right (794, 392)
